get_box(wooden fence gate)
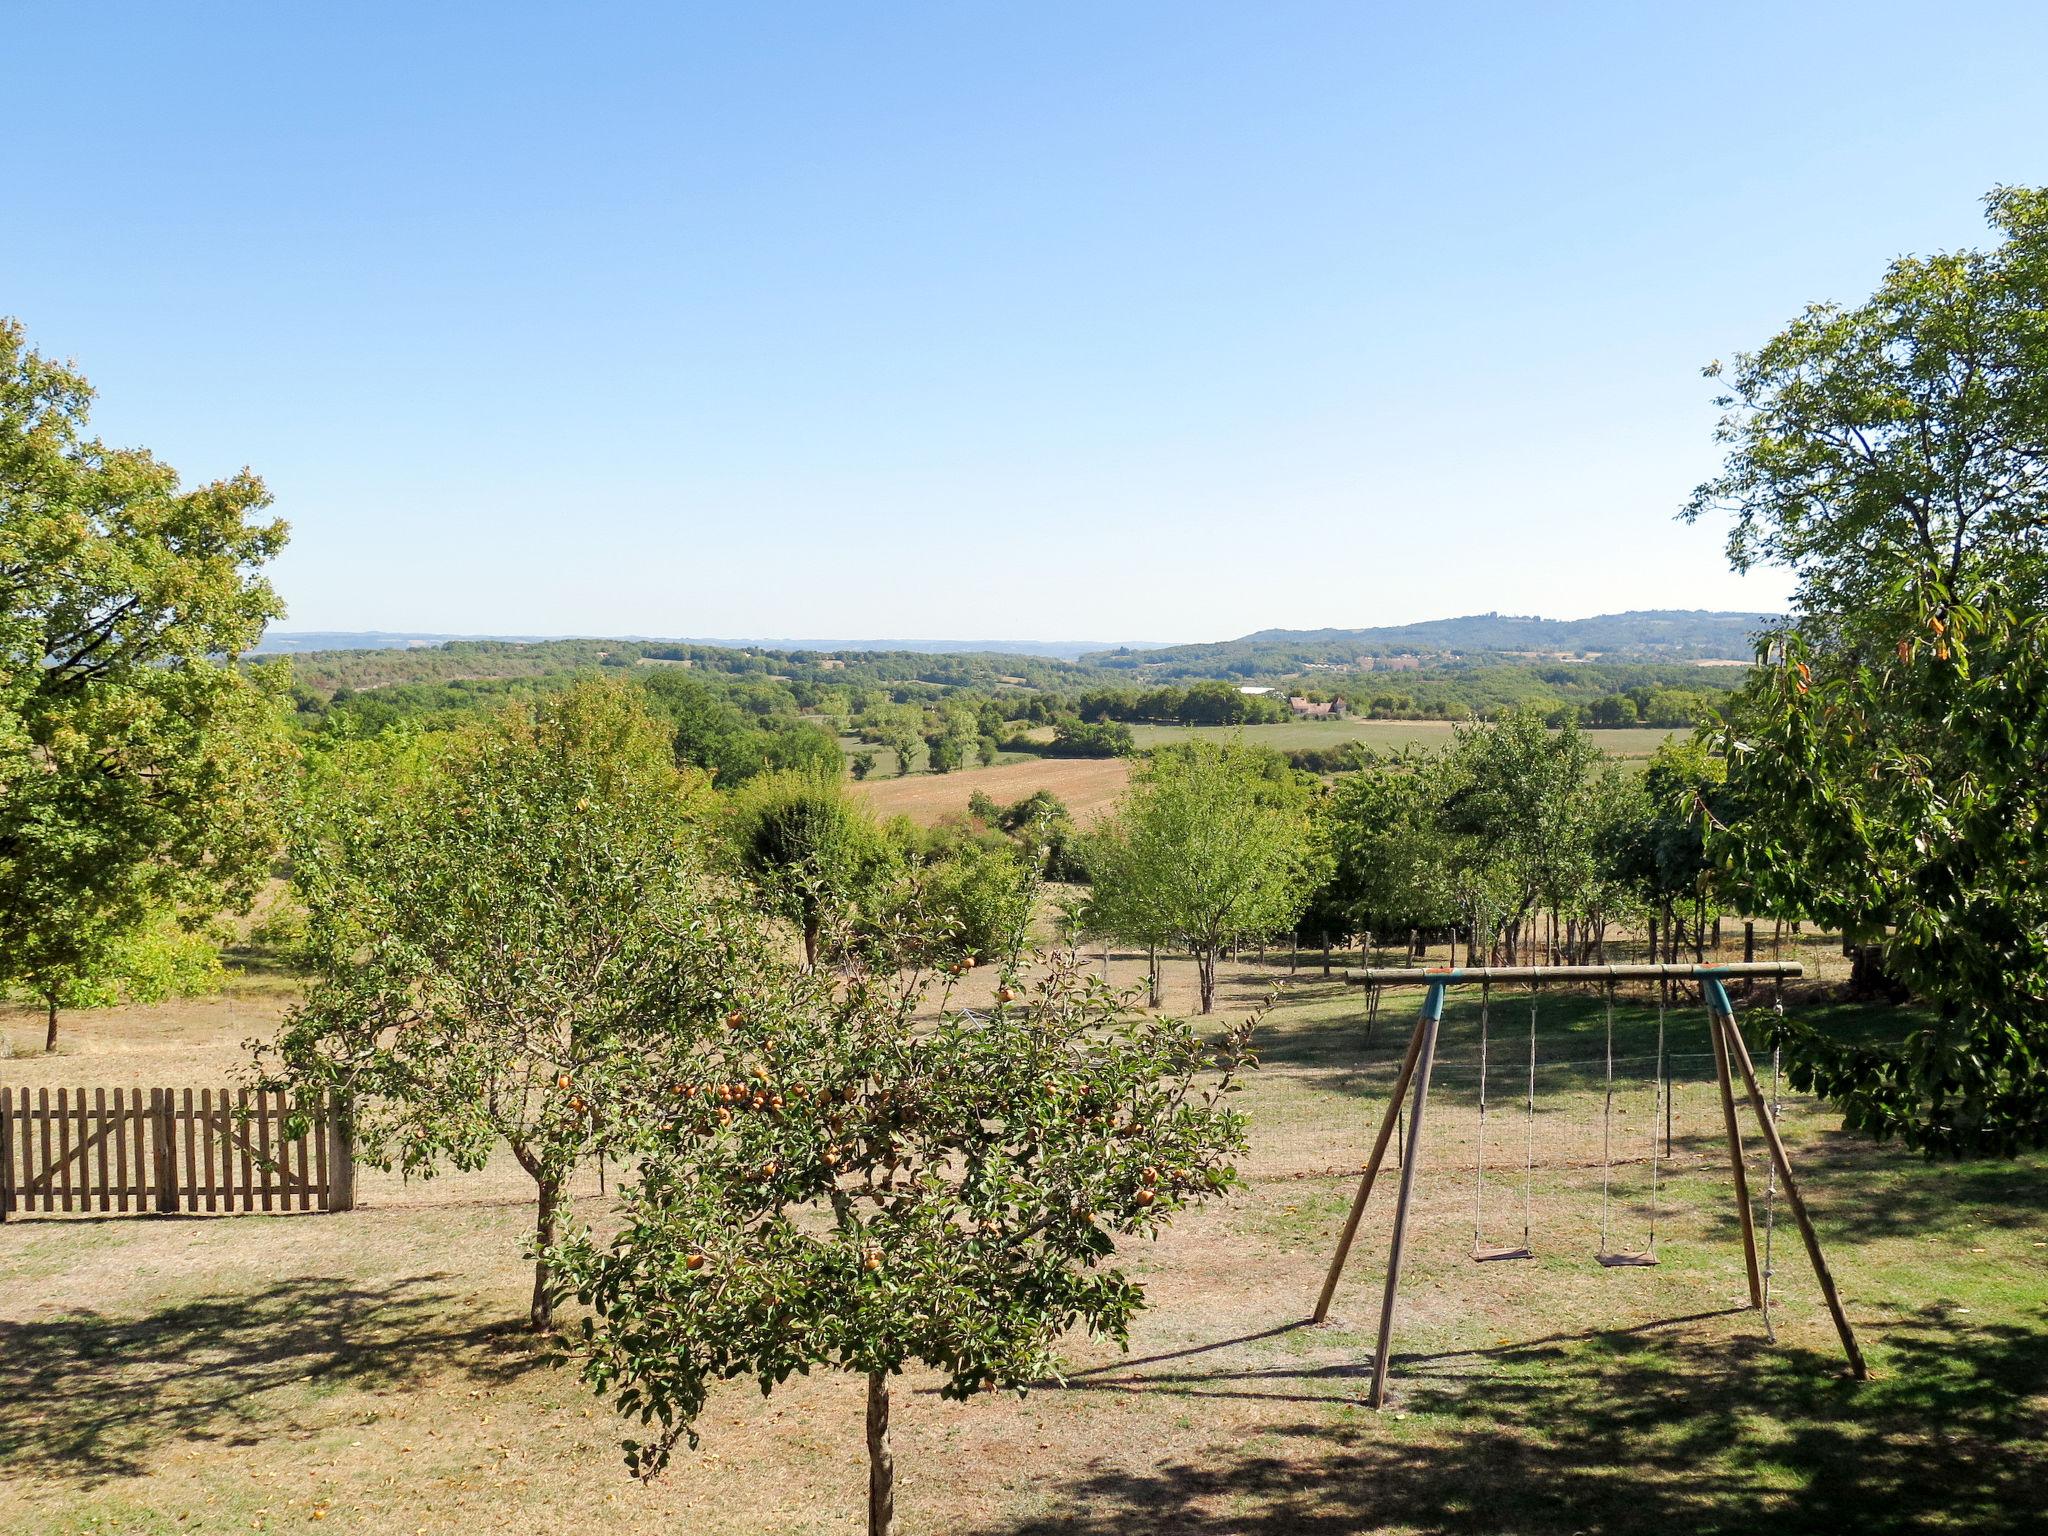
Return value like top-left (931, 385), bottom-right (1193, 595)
top-left (0, 1086), bottom-right (355, 1219)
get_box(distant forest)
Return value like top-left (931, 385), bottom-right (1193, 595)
top-left (278, 620), bottom-right (1750, 781)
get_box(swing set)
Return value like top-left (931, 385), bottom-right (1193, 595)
top-left (1313, 962), bottom-right (1866, 1408)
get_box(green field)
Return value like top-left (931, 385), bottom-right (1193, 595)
top-left (1126, 719), bottom-right (1679, 759)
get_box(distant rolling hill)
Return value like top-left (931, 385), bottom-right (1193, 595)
top-left (257, 633), bottom-right (1158, 663)
top-left (1085, 610), bottom-right (1774, 675)
top-left (253, 631), bottom-right (551, 653)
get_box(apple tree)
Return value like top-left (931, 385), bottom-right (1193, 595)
top-left (265, 680), bottom-right (758, 1326)
top-left (546, 948), bottom-right (1255, 1536)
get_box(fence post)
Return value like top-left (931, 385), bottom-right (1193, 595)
top-left (328, 1093), bottom-right (357, 1213)
top-left (1, 1085), bottom-right (12, 1223)
top-left (152, 1088), bottom-right (178, 1214)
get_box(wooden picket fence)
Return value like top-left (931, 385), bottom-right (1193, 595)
top-left (0, 1085), bottom-right (355, 1219)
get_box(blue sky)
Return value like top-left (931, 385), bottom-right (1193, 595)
top-left (9, 3), bottom-right (2046, 642)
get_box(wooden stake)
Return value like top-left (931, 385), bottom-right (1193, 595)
top-left (1713, 985), bottom-right (1868, 1379)
top-left (1369, 983), bottom-right (1444, 1409)
top-left (1313, 1007), bottom-right (1429, 1324)
top-left (1708, 1005), bottom-right (1764, 1307)
top-left (328, 1094), bottom-right (357, 1213)
top-left (152, 1088), bottom-right (178, 1214)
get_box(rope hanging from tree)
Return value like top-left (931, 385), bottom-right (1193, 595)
top-left (1472, 981), bottom-right (1535, 1262)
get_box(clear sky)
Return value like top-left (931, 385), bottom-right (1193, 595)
top-left (9, 3), bottom-right (2046, 643)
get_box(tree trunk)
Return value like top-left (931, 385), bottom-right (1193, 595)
top-left (803, 919), bottom-right (821, 970)
top-left (531, 1172), bottom-right (562, 1330)
top-left (1322, 938), bottom-right (1332, 976)
top-left (44, 996), bottom-right (59, 1054)
top-left (867, 1370), bottom-right (895, 1536)
top-left (1197, 949), bottom-right (1216, 1013)
top-left (1847, 943), bottom-right (1908, 1003)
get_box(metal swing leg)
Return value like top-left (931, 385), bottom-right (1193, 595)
top-left (1709, 981), bottom-right (1868, 1379)
top-left (1313, 998), bottom-right (1430, 1324)
top-left (1708, 994), bottom-right (1765, 1307)
top-left (1369, 981), bottom-right (1445, 1407)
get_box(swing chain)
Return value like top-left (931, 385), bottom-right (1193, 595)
top-left (1761, 1028), bottom-right (1783, 1340)
top-left (1472, 982), bottom-right (1491, 1249)
top-left (1599, 984), bottom-right (1615, 1257)
top-left (1646, 991), bottom-right (1664, 1257)
top-left (1523, 981), bottom-right (1536, 1251)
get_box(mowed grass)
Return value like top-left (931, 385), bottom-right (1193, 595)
top-left (1127, 719), bottom-right (1679, 759)
top-left (2, 955), bottom-right (2044, 1535)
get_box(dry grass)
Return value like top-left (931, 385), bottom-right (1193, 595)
top-left (2, 949), bottom-right (2043, 1535)
top-left (853, 756), bottom-right (1133, 828)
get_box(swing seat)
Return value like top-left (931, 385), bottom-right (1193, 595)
top-left (1596, 1250), bottom-right (1660, 1268)
top-left (1472, 1243), bottom-right (1533, 1263)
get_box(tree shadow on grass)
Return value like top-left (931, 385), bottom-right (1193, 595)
top-left (976, 1304), bottom-right (2048, 1536)
top-left (0, 1274), bottom-right (543, 1485)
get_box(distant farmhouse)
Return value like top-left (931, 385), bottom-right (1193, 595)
top-left (1288, 696), bottom-right (1342, 718)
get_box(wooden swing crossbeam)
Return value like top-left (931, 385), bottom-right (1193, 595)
top-left (1344, 962), bottom-right (1806, 986)
top-left (1312, 964), bottom-right (1867, 1408)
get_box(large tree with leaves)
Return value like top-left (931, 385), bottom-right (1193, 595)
top-left (549, 947), bottom-right (1253, 1536)
top-left (1685, 185), bottom-right (2048, 622)
top-left (722, 768), bottom-right (891, 968)
top-left (1085, 740), bottom-right (1315, 1012)
top-left (1688, 187), bottom-right (2048, 1156)
top-left (0, 319), bottom-right (294, 1050)
top-left (267, 681), bottom-right (753, 1326)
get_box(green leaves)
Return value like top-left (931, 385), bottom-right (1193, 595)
top-left (267, 680), bottom-right (747, 1190)
top-left (1683, 187), bottom-right (2048, 624)
top-left (1686, 187), bottom-right (2048, 1159)
top-left (0, 318), bottom-right (293, 1036)
top-left (721, 768), bottom-right (892, 967)
top-left (1718, 587), bottom-right (2048, 1157)
top-left (547, 951), bottom-right (1253, 1479)
top-left (1084, 739), bottom-right (1316, 1009)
